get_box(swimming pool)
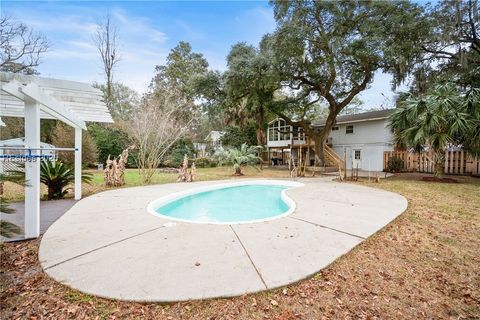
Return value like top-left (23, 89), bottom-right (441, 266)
top-left (147, 180), bottom-right (303, 224)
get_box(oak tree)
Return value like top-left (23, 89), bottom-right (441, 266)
top-left (265, 0), bottom-right (428, 165)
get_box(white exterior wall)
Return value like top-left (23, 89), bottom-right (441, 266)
top-left (266, 117), bottom-right (394, 171)
top-left (205, 131), bottom-right (224, 152)
top-left (330, 119), bottom-right (393, 171)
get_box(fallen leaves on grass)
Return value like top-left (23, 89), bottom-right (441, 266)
top-left (1, 175), bottom-right (479, 319)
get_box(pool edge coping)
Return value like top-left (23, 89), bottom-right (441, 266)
top-left (146, 179), bottom-right (305, 225)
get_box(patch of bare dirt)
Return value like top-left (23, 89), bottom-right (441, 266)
top-left (421, 176), bottom-right (459, 183)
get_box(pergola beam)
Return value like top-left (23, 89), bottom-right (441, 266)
top-left (1, 81), bottom-right (88, 129)
top-left (1, 72), bottom-right (112, 240)
top-left (1, 81), bottom-right (26, 100)
top-left (21, 83), bottom-right (86, 130)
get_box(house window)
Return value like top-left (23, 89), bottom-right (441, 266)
top-left (280, 120), bottom-right (290, 141)
top-left (268, 127), bottom-right (275, 141)
top-left (332, 126), bottom-right (339, 131)
top-left (268, 121), bottom-right (278, 141)
top-left (354, 150), bottom-right (361, 160)
top-left (268, 119), bottom-right (291, 142)
top-left (294, 127), bottom-right (305, 141)
top-left (346, 125), bottom-right (354, 134)
top-left (273, 129), bottom-right (279, 141)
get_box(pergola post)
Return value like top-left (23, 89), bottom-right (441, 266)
top-left (24, 97), bottom-right (41, 239)
top-left (1, 72), bottom-right (113, 239)
top-left (74, 127), bottom-right (82, 200)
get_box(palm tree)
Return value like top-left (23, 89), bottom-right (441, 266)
top-left (389, 83), bottom-right (478, 177)
top-left (216, 143), bottom-right (262, 175)
top-left (462, 88), bottom-right (480, 156)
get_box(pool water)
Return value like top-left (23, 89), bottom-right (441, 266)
top-left (154, 184), bottom-right (291, 223)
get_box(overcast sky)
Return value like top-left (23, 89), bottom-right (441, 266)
top-left (4, 1), bottom-right (408, 109)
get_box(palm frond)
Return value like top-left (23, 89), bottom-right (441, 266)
top-left (215, 143), bottom-right (262, 174)
top-left (389, 83), bottom-right (478, 158)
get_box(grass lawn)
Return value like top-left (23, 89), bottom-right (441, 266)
top-left (1, 173), bottom-right (479, 319)
top-left (2, 166), bottom-right (291, 202)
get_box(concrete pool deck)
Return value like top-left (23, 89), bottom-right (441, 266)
top-left (39, 178), bottom-right (408, 302)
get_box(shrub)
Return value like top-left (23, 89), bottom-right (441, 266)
top-left (387, 156), bottom-right (403, 172)
top-left (88, 123), bottom-right (133, 166)
top-left (192, 157), bottom-right (217, 168)
top-left (163, 139), bottom-right (195, 167)
top-left (192, 157), bottom-right (209, 168)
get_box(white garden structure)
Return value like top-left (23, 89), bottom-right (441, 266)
top-left (0, 72), bottom-right (113, 239)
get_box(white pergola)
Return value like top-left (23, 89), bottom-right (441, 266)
top-left (0, 72), bottom-right (113, 239)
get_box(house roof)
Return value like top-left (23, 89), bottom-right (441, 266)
top-left (312, 109), bottom-right (393, 127)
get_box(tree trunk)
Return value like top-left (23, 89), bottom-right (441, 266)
top-left (106, 77), bottom-right (113, 110)
top-left (48, 184), bottom-right (63, 200)
top-left (313, 111), bottom-right (338, 167)
top-left (234, 166), bottom-right (243, 176)
top-left (48, 186), bottom-right (54, 200)
top-left (433, 150), bottom-right (445, 178)
top-left (255, 128), bottom-right (266, 147)
top-left (255, 106), bottom-right (266, 146)
top-left (313, 133), bottom-right (325, 166)
top-left (94, 16), bottom-right (119, 111)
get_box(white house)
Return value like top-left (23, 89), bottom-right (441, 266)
top-left (193, 142), bottom-right (207, 157)
top-left (266, 109), bottom-right (394, 171)
top-left (205, 130), bottom-right (225, 153)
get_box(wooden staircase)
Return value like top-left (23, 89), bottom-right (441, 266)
top-left (285, 144), bottom-right (345, 174)
top-left (323, 145), bottom-right (345, 171)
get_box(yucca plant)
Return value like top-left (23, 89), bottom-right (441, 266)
top-left (40, 160), bottom-right (92, 199)
top-left (216, 143), bottom-right (262, 175)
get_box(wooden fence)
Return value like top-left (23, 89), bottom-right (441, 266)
top-left (383, 150), bottom-right (480, 176)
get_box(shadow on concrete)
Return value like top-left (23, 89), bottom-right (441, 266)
top-left (1, 199), bottom-right (76, 242)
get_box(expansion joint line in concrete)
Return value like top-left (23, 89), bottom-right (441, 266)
top-left (229, 225), bottom-right (268, 289)
top-left (44, 226), bottom-right (165, 271)
top-left (288, 216), bottom-right (366, 240)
